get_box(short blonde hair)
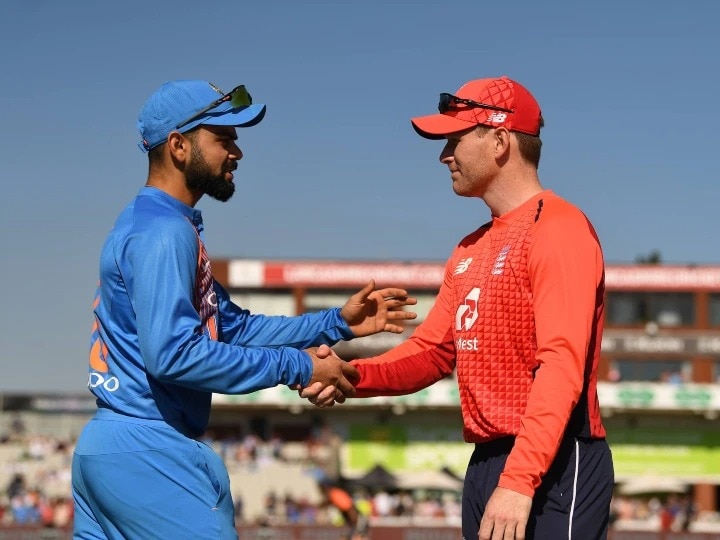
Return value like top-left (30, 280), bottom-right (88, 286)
top-left (475, 124), bottom-right (543, 168)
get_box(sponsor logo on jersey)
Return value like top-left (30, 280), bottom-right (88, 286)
top-left (492, 245), bottom-right (511, 275)
top-left (454, 258), bottom-right (473, 275)
top-left (455, 287), bottom-right (481, 331)
top-left (89, 290), bottom-right (121, 392)
top-left (88, 372), bottom-right (120, 392)
top-left (456, 337), bottom-right (479, 351)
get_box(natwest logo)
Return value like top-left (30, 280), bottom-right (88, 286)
top-left (455, 287), bottom-right (481, 331)
top-left (456, 337), bottom-right (479, 351)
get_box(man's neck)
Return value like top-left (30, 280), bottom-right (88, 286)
top-left (146, 167), bottom-right (201, 207)
top-left (483, 169), bottom-right (543, 217)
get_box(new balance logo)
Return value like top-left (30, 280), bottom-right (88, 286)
top-left (454, 258), bottom-right (473, 275)
top-left (488, 112), bottom-right (507, 123)
top-left (455, 287), bottom-right (481, 331)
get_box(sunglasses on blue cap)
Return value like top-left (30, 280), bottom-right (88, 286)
top-left (175, 85), bottom-right (253, 129)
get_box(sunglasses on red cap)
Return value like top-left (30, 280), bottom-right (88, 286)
top-left (176, 85), bottom-right (253, 129)
top-left (438, 93), bottom-right (514, 115)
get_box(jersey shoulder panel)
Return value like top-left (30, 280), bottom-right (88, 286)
top-left (109, 195), bottom-right (198, 260)
top-left (532, 193), bottom-right (601, 244)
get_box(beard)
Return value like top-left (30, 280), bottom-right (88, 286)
top-left (185, 145), bottom-right (235, 202)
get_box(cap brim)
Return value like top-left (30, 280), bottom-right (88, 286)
top-left (410, 113), bottom-right (479, 140)
top-left (201, 103), bottom-right (267, 128)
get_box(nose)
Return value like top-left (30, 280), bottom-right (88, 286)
top-left (439, 141), bottom-right (453, 164)
top-left (229, 141), bottom-right (243, 161)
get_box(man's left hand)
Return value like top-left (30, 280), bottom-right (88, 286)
top-left (479, 487), bottom-right (532, 540)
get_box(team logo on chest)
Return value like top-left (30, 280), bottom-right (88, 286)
top-left (492, 245), bottom-right (511, 275)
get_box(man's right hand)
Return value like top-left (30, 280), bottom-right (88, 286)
top-left (303, 345), bottom-right (358, 407)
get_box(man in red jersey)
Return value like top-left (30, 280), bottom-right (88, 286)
top-left (317, 478), bottom-right (369, 540)
top-left (301, 76), bottom-right (614, 540)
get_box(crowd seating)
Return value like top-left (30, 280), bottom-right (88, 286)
top-left (1, 416), bottom-right (719, 534)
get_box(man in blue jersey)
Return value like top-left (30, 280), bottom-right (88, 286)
top-left (72, 80), bottom-right (417, 540)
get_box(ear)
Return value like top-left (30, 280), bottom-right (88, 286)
top-left (493, 127), bottom-right (511, 160)
top-left (167, 131), bottom-right (190, 163)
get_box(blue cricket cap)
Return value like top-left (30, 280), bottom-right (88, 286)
top-left (137, 80), bottom-right (266, 152)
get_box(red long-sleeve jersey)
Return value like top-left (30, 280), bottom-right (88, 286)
top-left (350, 190), bottom-right (606, 497)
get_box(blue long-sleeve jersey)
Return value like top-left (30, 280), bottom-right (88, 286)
top-left (88, 187), bottom-right (354, 437)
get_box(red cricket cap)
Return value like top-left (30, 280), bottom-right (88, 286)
top-left (411, 76), bottom-right (543, 139)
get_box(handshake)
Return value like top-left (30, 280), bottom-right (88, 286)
top-left (293, 280), bottom-right (417, 408)
top-left (298, 344), bottom-right (356, 408)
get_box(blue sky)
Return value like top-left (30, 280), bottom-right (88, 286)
top-left (1, 0), bottom-right (719, 392)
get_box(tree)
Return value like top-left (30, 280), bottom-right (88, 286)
top-left (635, 250), bottom-right (662, 265)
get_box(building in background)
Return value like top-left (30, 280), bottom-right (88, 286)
top-left (205, 259), bottom-right (720, 515)
top-left (2, 260), bottom-right (720, 534)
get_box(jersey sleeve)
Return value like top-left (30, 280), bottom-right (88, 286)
top-left (214, 281), bottom-right (354, 348)
top-left (350, 260), bottom-right (457, 397)
top-left (327, 487), bottom-right (355, 513)
top-left (123, 219), bottom-right (313, 394)
top-left (498, 206), bottom-right (604, 497)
